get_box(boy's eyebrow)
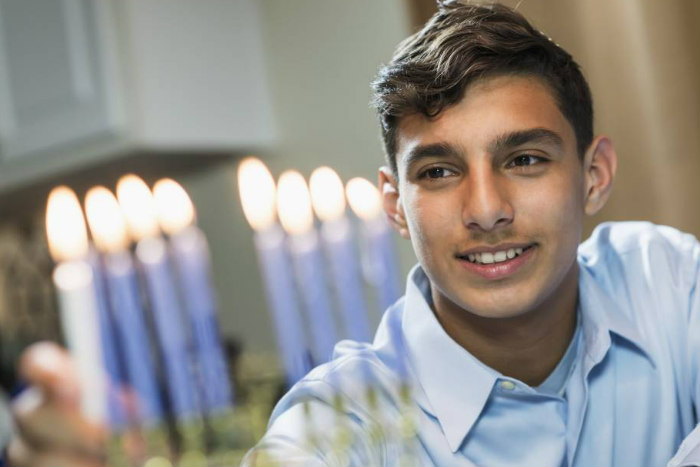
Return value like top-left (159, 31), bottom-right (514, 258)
top-left (402, 142), bottom-right (461, 168)
top-left (401, 128), bottom-right (565, 168)
top-left (489, 128), bottom-right (564, 153)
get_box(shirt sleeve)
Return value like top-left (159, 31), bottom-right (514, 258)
top-left (240, 400), bottom-right (336, 467)
top-left (691, 239), bottom-right (700, 425)
top-left (666, 234), bottom-right (700, 467)
top-left (240, 386), bottom-right (380, 467)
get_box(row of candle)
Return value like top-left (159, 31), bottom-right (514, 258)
top-left (45, 175), bottom-right (232, 439)
top-left (237, 158), bottom-right (402, 387)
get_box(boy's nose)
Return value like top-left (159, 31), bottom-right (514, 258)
top-left (462, 169), bottom-right (513, 232)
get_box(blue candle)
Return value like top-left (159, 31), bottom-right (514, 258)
top-left (136, 236), bottom-right (200, 419)
top-left (319, 218), bottom-right (371, 342)
top-left (309, 167), bottom-right (371, 343)
top-left (152, 178), bottom-right (233, 414)
top-left (363, 216), bottom-right (402, 312)
top-left (346, 178), bottom-right (402, 315)
top-left (169, 226), bottom-right (233, 414)
top-left (87, 249), bottom-right (127, 429)
top-left (277, 171), bottom-right (338, 365)
top-left (254, 226), bottom-right (312, 386)
top-left (287, 230), bottom-right (338, 364)
top-left (102, 250), bottom-right (164, 424)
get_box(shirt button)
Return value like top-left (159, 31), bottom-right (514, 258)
top-left (499, 380), bottom-right (516, 390)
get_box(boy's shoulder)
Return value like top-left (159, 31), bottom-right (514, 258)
top-left (269, 301), bottom-right (410, 423)
top-left (580, 221), bottom-right (698, 259)
top-left (579, 221), bottom-right (700, 283)
top-left (577, 221), bottom-right (700, 334)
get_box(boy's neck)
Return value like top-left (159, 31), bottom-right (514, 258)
top-left (431, 264), bottom-right (579, 387)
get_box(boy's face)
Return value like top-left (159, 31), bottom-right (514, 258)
top-left (391, 75), bottom-right (591, 319)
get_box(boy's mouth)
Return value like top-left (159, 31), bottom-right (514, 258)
top-left (456, 244), bottom-right (536, 265)
top-left (454, 243), bottom-right (537, 280)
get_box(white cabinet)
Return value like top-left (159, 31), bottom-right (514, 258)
top-left (0, 0), bottom-right (119, 160)
top-left (0, 0), bottom-right (274, 191)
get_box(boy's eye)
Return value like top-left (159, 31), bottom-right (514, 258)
top-left (421, 167), bottom-right (454, 179)
top-left (508, 154), bottom-right (546, 168)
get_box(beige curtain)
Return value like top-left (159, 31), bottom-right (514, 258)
top-left (405, 0), bottom-right (700, 238)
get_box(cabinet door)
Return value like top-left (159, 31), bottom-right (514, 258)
top-left (0, 0), bottom-right (119, 160)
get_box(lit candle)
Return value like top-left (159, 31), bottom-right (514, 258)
top-left (85, 247), bottom-right (127, 429)
top-left (346, 178), bottom-right (401, 314)
top-left (85, 186), bottom-right (164, 424)
top-left (153, 178), bottom-right (233, 414)
top-left (45, 186), bottom-right (107, 423)
top-left (277, 170), bottom-right (338, 364)
top-left (117, 174), bottom-right (199, 419)
top-left (309, 167), bottom-right (371, 342)
top-left (238, 158), bottom-right (311, 386)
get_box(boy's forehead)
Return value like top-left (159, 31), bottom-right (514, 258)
top-left (395, 75), bottom-right (577, 164)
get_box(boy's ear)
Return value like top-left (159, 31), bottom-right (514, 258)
top-left (379, 167), bottom-right (410, 239)
top-left (583, 136), bottom-right (618, 216)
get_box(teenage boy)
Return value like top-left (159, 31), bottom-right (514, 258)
top-left (241, 2), bottom-right (699, 466)
top-left (7, 2), bottom-right (700, 467)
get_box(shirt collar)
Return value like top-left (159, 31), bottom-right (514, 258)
top-left (399, 259), bottom-right (656, 454)
top-left (401, 265), bottom-right (498, 453)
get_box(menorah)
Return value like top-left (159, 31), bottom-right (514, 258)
top-left (44, 159), bottom-right (404, 466)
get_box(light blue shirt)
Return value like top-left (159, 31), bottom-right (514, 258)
top-left (243, 222), bottom-right (700, 467)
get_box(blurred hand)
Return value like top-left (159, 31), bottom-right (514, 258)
top-left (6, 341), bottom-right (107, 467)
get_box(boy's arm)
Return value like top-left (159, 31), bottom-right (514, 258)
top-left (240, 406), bottom-right (332, 467)
top-left (241, 391), bottom-right (378, 467)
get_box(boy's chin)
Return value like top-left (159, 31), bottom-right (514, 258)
top-left (452, 290), bottom-right (542, 320)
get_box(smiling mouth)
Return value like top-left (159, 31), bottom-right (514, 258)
top-left (456, 245), bottom-right (536, 265)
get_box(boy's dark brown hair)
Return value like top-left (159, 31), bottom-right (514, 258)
top-left (371, 1), bottom-right (593, 175)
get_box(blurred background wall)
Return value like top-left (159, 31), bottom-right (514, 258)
top-left (0, 0), bottom-right (696, 375)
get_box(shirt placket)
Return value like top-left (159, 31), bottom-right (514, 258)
top-left (566, 329), bottom-right (613, 466)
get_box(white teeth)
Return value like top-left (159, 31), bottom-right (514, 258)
top-left (464, 246), bottom-right (529, 264)
top-left (480, 252), bottom-right (494, 264)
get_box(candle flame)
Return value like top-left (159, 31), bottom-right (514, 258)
top-left (116, 174), bottom-right (160, 241)
top-left (152, 178), bottom-right (195, 235)
top-left (309, 166), bottom-right (346, 223)
top-left (85, 186), bottom-right (129, 253)
top-left (46, 186), bottom-right (89, 262)
top-left (277, 171), bottom-right (314, 236)
top-left (345, 177), bottom-right (383, 221)
top-left (237, 157), bottom-right (277, 232)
